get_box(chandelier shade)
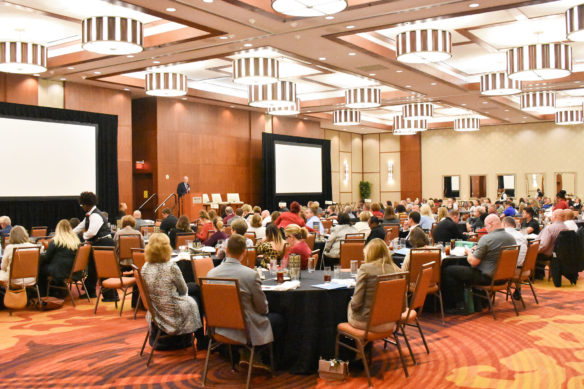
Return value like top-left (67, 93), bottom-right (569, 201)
top-left (454, 117), bottom-right (480, 132)
top-left (82, 16), bottom-right (143, 55)
top-left (0, 41), bottom-right (47, 74)
top-left (145, 72), bottom-right (188, 97)
top-left (271, 0), bottom-right (347, 17)
top-left (566, 4), bottom-right (584, 41)
top-left (268, 98), bottom-right (301, 115)
top-left (393, 115), bottom-right (427, 135)
top-left (507, 43), bottom-right (572, 81)
top-left (249, 81), bottom-right (296, 108)
top-left (345, 87), bottom-right (381, 109)
top-left (480, 72), bottom-right (521, 96)
top-left (233, 57), bottom-right (279, 85)
top-left (396, 29), bottom-right (452, 63)
top-left (555, 109), bottom-right (583, 125)
top-left (333, 109), bottom-right (360, 125)
top-left (403, 103), bottom-right (433, 119)
top-left (520, 91), bottom-right (556, 114)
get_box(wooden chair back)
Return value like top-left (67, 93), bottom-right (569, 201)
top-left (321, 219), bottom-right (333, 233)
top-left (30, 226), bottom-right (48, 237)
top-left (340, 239), bottom-right (365, 269)
top-left (206, 229), bottom-right (217, 240)
top-left (37, 237), bottom-right (53, 250)
top-left (492, 245), bottom-right (520, 283)
top-left (192, 257), bottom-right (214, 284)
top-left (175, 232), bottom-right (196, 248)
top-left (244, 247), bottom-right (257, 269)
top-left (305, 233), bottom-right (316, 250)
top-left (93, 247), bottom-right (122, 279)
top-left (520, 241), bottom-right (540, 281)
top-left (119, 235), bottom-right (142, 261)
top-left (244, 231), bottom-right (256, 241)
top-left (70, 244), bottom-right (92, 275)
top-left (430, 223), bottom-right (437, 238)
top-left (140, 225), bottom-right (154, 235)
top-left (131, 248), bottom-right (146, 270)
top-left (367, 273), bottom-right (408, 334)
top-left (408, 262), bottom-right (434, 311)
top-left (409, 248), bottom-right (442, 286)
top-left (132, 264), bottom-right (155, 316)
top-left (10, 246), bottom-right (41, 280)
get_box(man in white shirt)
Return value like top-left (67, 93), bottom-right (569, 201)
top-left (304, 207), bottom-right (324, 234)
top-left (501, 217), bottom-right (527, 267)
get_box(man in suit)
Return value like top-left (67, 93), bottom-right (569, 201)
top-left (177, 176), bottom-right (190, 198)
top-left (159, 208), bottom-right (178, 235)
top-left (432, 209), bottom-right (465, 244)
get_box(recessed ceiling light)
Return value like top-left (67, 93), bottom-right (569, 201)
top-left (244, 43), bottom-right (253, 47)
top-left (469, 3), bottom-right (479, 7)
top-left (462, 103), bottom-right (467, 106)
top-left (319, 57), bottom-right (326, 61)
top-left (325, 16), bottom-right (334, 20)
top-left (60, 77), bottom-right (66, 81)
top-left (203, 0), bottom-right (213, 3)
top-left (431, 82), bottom-right (437, 85)
top-left (405, 85), bottom-right (411, 88)
top-left (346, 25), bottom-right (355, 29)
top-left (369, 73), bottom-right (376, 76)
top-left (126, 55), bottom-right (134, 58)
top-left (219, 36), bottom-right (228, 40)
top-left (348, 52), bottom-right (356, 56)
top-left (67, 66), bottom-right (75, 70)
top-left (166, 7), bottom-right (176, 12)
top-left (123, 88), bottom-right (130, 91)
top-left (396, 70), bottom-right (403, 73)
top-left (153, 60), bottom-right (160, 64)
top-left (482, 101), bottom-right (488, 104)
top-left (94, 71), bottom-right (101, 74)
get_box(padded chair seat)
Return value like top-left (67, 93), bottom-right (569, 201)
top-left (399, 309), bottom-right (418, 324)
top-left (472, 282), bottom-right (509, 292)
top-left (102, 277), bottom-right (136, 289)
top-left (337, 322), bottom-right (393, 341)
top-left (213, 333), bottom-right (245, 345)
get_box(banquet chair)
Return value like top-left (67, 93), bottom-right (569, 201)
top-left (244, 231), bottom-right (256, 241)
top-left (93, 246), bottom-right (136, 316)
top-left (408, 249), bottom-right (444, 325)
top-left (176, 232), bottom-right (196, 249)
top-left (345, 233), bottom-right (365, 240)
top-left (133, 265), bottom-right (197, 367)
top-left (5, 246), bottom-right (42, 313)
top-left (131, 248), bottom-right (146, 271)
top-left (305, 232), bottom-right (316, 251)
top-left (321, 219), bottom-right (333, 234)
top-left (119, 235), bottom-right (142, 265)
top-left (200, 278), bottom-right (275, 389)
top-left (47, 243), bottom-right (92, 307)
top-left (30, 226), bottom-right (48, 237)
top-left (340, 239), bottom-right (365, 269)
top-left (470, 245), bottom-right (520, 320)
top-left (336, 273), bottom-right (409, 386)
top-left (36, 237), bottom-right (53, 250)
top-left (509, 241), bottom-right (540, 307)
top-left (245, 247), bottom-right (257, 269)
top-left (392, 262), bottom-right (434, 364)
top-left (140, 225), bottom-right (154, 235)
top-left (206, 229), bottom-right (216, 241)
top-left (224, 226), bottom-right (232, 236)
top-left (430, 223), bottom-right (437, 239)
top-left (192, 257), bottom-right (214, 284)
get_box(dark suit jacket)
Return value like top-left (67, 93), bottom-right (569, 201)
top-left (177, 182), bottom-right (190, 197)
top-left (366, 225), bottom-right (386, 244)
top-left (41, 241), bottom-right (77, 281)
top-left (160, 215), bottom-right (178, 234)
top-left (432, 217), bottom-right (464, 244)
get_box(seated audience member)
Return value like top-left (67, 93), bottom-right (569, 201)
top-left (257, 224), bottom-right (286, 268)
top-left (141, 233), bottom-right (205, 348)
top-left (229, 218), bottom-right (254, 247)
top-left (365, 216), bottom-right (385, 245)
top-left (348, 238), bottom-right (401, 331)
top-left (282, 224), bottom-right (311, 269)
top-left (443, 214), bottom-right (516, 312)
top-left (260, 210), bottom-right (271, 227)
top-left (542, 197), bottom-right (553, 210)
top-left (432, 209), bottom-right (465, 244)
top-left (168, 216), bottom-right (194, 249)
top-left (404, 211), bottom-right (422, 240)
top-left (344, 205), bottom-right (358, 222)
top-left (69, 217), bottom-right (81, 229)
top-left (325, 205), bottom-right (337, 218)
top-left (132, 210), bottom-right (147, 231)
top-left (116, 202), bottom-right (128, 220)
top-left (400, 227), bottom-right (431, 272)
top-left (370, 202), bottom-right (384, 218)
top-left (227, 208), bottom-right (245, 227)
top-left (501, 217), bottom-right (527, 267)
top-left (467, 206), bottom-right (485, 232)
top-left (563, 209), bottom-right (578, 232)
top-left (419, 204), bottom-right (434, 231)
top-left (241, 204), bottom-right (253, 221)
top-left (0, 216), bottom-right (12, 237)
top-left (203, 219), bottom-right (228, 247)
top-left (395, 204), bottom-right (407, 214)
top-left (249, 206), bottom-right (262, 224)
top-left (38, 220), bottom-right (81, 296)
top-left (553, 190), bottom-right (569, 210)
top-left (381, 206), bottom-right (400, 225)
top-left (521, 207), bottom-right (540, 234)
top-left (275, 201), bottom-right (313, 231)
top-left (446, 198), bottom-right (458, 211)
top-left (323, 212), bottom-right (358, 265)
top-left (207, 234), bottom-right (283, 364)
top-left (573, 197), bottom-right (582, 211)
top-left (0, 226), bottom-right (37, 287)
top-left (195, 211), bottom-right (213, 241)
top-left (223, 207), bottom-right (235, 225)
top-left (247, 214), bottom-right (266, 240)
top-left (487, 204), bottom-right (498, 216)
top-left (159, 208), bottom-right (178, 235)
top-left (436, 207), bottom-right (448, 223)
top-left (503, 201), bottom-right (517, 217)
top-left (113, 215), bottom-right (145, 264)
top-left (535, 209), bottom-right (568, 279)
top-left (269, 211), bottom-right (280, 225)
top-left (354, 211), bottom-right (372, 238)
top-left (304, 206), bottom-right (324, 234)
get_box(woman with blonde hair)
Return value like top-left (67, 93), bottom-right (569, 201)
top-left (247, 214), bottom-right (266, 240)
top-left (354, 211), bottom-right (372, 238)
top-left (282, 224), bottom-right (311, 269)
top-left (348, 238), bottom-right (401, 331)
top-left (436, 207), bottom-right (448, 223)
top-left (419, 204), bottom-right (435, 231)
top-left (0, 226), bottom-right (36, 287)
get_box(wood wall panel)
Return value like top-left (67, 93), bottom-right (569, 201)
top-left (272, 116), bottom-right (324, 139)
top-left (0, 74), bottom-right (38, 105)
top-left (400, 133), bottom-right (422, 200)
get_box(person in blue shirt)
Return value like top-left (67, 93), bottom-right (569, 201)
top-left (503, 201), bottom-right (517, 217)
top-left (0, 216), bottom-right (12, 237)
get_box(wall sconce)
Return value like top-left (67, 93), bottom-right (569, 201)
top-left (388, 160), bottom-right (394, 184)
top-left (344, 160), bottom-right (349, 184)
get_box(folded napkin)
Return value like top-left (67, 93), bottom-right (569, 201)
top-left (331, 278), bottom-right (356, 288)
top-left (450, 247), bottom-right (467, 257)
top-left (272, 280), bottom-right (300, 291)
top-left (526, 233), bottom-right (539, 240)
top-left (177, 252), bottom-right (191, 260)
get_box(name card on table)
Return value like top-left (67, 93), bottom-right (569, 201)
top-left (210, 203), bottom-right (219, 209)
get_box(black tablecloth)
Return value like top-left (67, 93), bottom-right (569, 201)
top-left (263, 270), bottom-right (354, 374)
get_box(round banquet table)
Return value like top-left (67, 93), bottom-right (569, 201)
top-left (262, 270), bottom-right (354, 375)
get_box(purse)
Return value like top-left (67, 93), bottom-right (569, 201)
top-left (318, 358), bottom-right (349, 382)
top-left (4, 287), bottom-right (27, 310)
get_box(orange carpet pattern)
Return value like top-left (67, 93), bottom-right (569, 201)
top-left (0, 278), bottom-right (583, 388)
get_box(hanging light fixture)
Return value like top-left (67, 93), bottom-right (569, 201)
top-left (396, 29), bottom-right (452, 63)
top-left (393, 115), bottom-right (427, 135)
top-left (454, 117), bottom-right (480, 132)
top-left (0, 41), bottom-right (47, 74)
top-left (403, 102), bottom-right (433, 119)
top-left (145, 72), bottom-right (188, 97)
top-left (249, 80), bottom-right (296, 108)
top-left (82, 16), bottom-right (143, 55)
top-left (520, 91), bottom-right (556, 114)
top-left (566, 4), bottom-right (584, 41)
top-left (345, 87), bottom-right (380, 109)
top-left (271, 0), bottom-right (347, 17)
top-left (268, 98), bottom-right (301, 115)
top-left (233, 57), bottom-right (279, 85)
top-left (480, 72), bottom-right (521, 96)
top-left (555, 108), bottom-right (583, 125)
top-left (507, 43), bottom-right (572, 81)
top-left (333, 109), bottom-right (360, 125)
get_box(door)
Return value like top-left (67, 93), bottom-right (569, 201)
top-left (134, 173), bottom-right (155, 220)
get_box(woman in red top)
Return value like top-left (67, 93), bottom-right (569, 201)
top-left (275, 201), bottom-right (314, 232)
top-left (553, 190), bottom-right (570, 211)
top-left (196, 210), bottom-right (214, 241)
top-left (281, 224), bottom-right (311, 269)
top-left (370, 202), bottom-right (384, 218)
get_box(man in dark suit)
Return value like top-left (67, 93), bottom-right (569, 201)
top-left (432, 209), bottom-right (465, 244)
top-left (177, 176), bottom-right (190, 198)
top-left (159, 207), bottom-right (178, 235)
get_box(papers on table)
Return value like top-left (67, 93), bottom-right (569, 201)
top-left (526, 233), bottom-right (539, 240)
top-left (197, 246), bottom-right (216, 253)
top-left (392, 248), bottom-right (410, 256)
top-left (312, 282), bottom-right (347, 290)
top-left (262, 280), bottom-right (300, 291)
top-left (450, 247), bottom-right (467, 257)
top-left (331, 278), bottom-right (356, 288)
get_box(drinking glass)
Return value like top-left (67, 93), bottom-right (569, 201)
top-left (400, 238), bottom-right (406, 249)
top-left (179, 245), bottom-right (187, 253)
top-left (270, 259), bottom-right (278, 275)
top-left (350, 260), bottom-right (358, 277)
top-left (186, 240), bottom-right (193, 249)
top-left (307, 257), bottom-right (315, 273)
top-left (324, 267), bottom-right (332, 283)
top-left (333, 265), bottom-right (341, 280)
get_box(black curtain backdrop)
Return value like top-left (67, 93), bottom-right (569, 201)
top-left (262, 132), bottom-right (332, 211)
top-left (0, 102), bottom-right (118, 232)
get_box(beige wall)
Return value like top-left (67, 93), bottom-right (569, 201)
top-left (421, 121), bottom-right (584, 200)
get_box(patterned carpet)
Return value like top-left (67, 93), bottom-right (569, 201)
top-left (0, 276), bottom-right (583, 389)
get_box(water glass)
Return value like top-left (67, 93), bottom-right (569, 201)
top-left (270, 259), bottom-right (278, 275)
top-left (350, 260), bottom-right (359, 277)
top-left (324, 267), bottom-right (332, 283)
top-left (186, 240), bottom-right (193, 249)
top-left (179, 245), bottom-right (187, 253)
top-left (307, 257), bottom-right (315, 273)
top-left (400, 238), bottom-right (406, 248)
top-left (333, 265), bottom-right (341, 280)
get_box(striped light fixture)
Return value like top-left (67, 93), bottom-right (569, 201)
top-left (396, 29), bottom-right (451, 63)
top-left (454, 117), bottom-right (480, 132)
top-left (233, 57), bottom-right (279, 85)
top-left (249, 80), bottom-right (296, 108)
top-left (403, 103), bottom-right (433, 119)
top-left (145, 72), bottom-right (188, 97)
top-left (0, 41), bottom-right (47, 74)
top-left (82, 16), bottom-right (143, 55)
top-left (555, 109), bottom-right (583, 125)
top-left (566, 4), bottom-right (584, 41)
top-left (268, 98), bottom-right (301, 116)
top-left (507, 43), bottom-right (572, 81)
top-left (333, 109), bottom-right (360, 125)
top-left (520, 91), bottom-right (556, 114)
top-left (271, 0), bottom-right (347, 17)
top-left (393, 115), bottom-right (427, 135)
top-left (345, 87), bottom-right (380, 109)
top-left (480, 72), bottom-right (521, 96)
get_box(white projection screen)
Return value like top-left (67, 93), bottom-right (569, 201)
top-left (0, 117), bottom-right (97, 197)
top-left (275, 142), bottom-right (322, 194)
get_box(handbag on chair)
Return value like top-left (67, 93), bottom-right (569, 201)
top-left (4, 287), bottom-right (27, 310)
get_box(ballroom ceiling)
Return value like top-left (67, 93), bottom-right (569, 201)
top-left (3, 0), bottom-right (584, 133)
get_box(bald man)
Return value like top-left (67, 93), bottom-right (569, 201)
top-left (443, 214), bottom-right (516, 313)
top-left (177, 176), bottom-right (190, 198)
top-left (535, 209), bottom-right (568, 279)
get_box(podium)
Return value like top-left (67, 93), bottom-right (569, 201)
top-left (181, 193), bottom-right (204, 221)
